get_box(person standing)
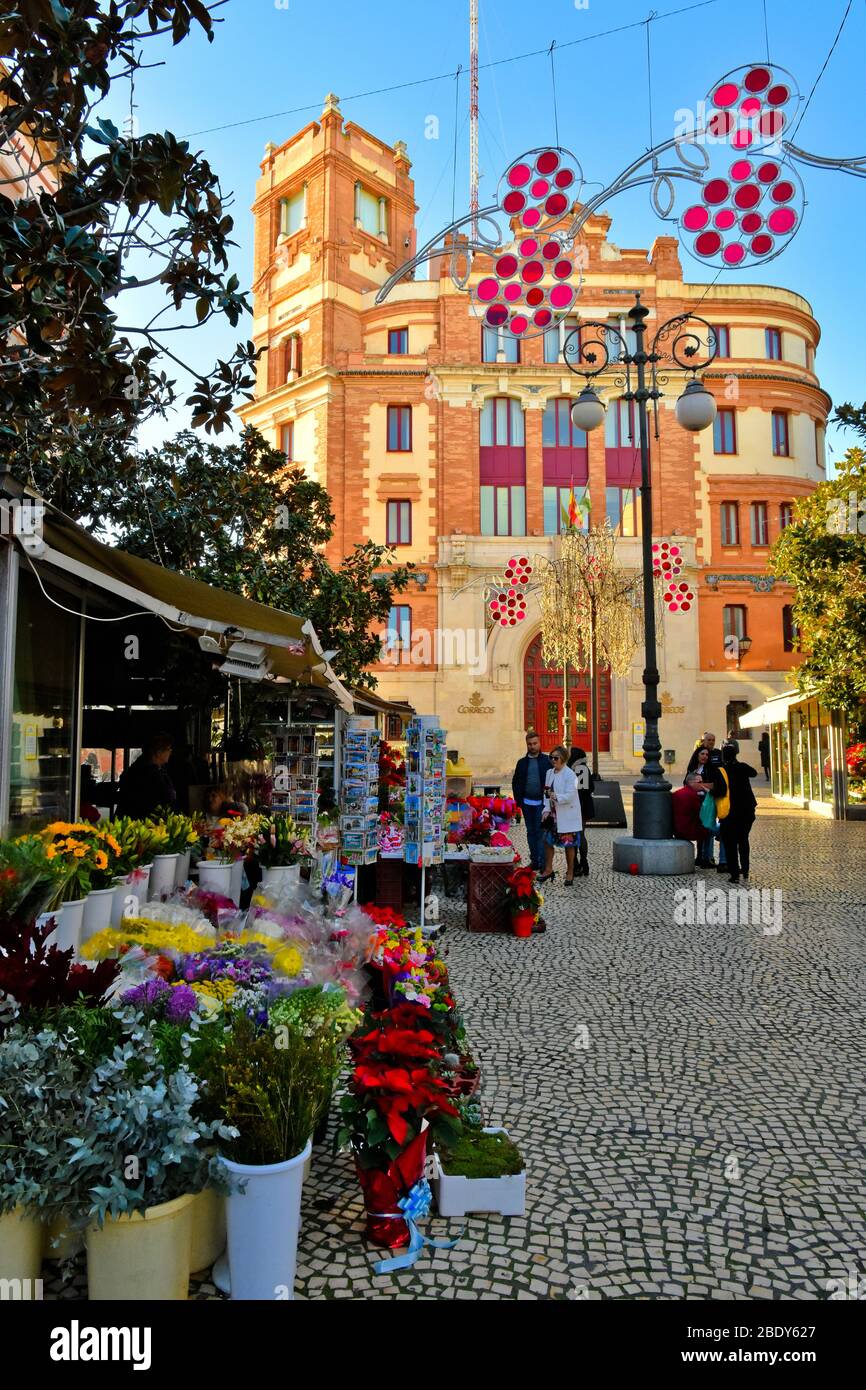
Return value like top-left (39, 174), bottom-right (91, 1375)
top-left (758, 731), bottom-right (771, 782)
top-left (538, 746), bottom-right (583, 886)
top-left (512, 731), bottom-right (552, 874)
top-left (115, 732), bottom-right (176, 819)
top-left (712, 740), bottom-right (758, 884)
top-left (568, 747), bottom-right (596, 876)
top-left (687, 732), bottom-right (723, 775)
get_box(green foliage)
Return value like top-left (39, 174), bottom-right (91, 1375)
top-left (438, 1129), bottom-right (524, 1179)
top-left (197, 1010), bottom-right (342, 1167)
top-left (770, 447), bottom-right (866, 715)
top-left (0, 1), bottom-right (257, 462)
top-left (47, 427), bottom-right (411, 688)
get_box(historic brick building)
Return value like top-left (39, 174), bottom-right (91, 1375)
top-left (238, 96), bottom-right (829, 776)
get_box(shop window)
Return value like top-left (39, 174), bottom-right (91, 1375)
top-left (772, 410), bottom-right (790, 457)
top-left (388, 328), bottom-right (408, 355)
top-left (720, 501), bottom-right (739, 546)
top-left (386, 499), bottom-right (412, 546)
top-left (714, 409), bottom-right (737, 454)
top-left (765, 327), bottom-right (782, 361)
top-left (750, 501), bottom-right (769, 546)
top-left (386, 405), bottom-right (412, 452)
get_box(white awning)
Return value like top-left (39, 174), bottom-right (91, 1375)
top-left (738, 692), bottom-right (802, 729)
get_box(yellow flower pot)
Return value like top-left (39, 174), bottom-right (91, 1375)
top-left (86, 1193), bottom-right (195, 1301)
top-left (0, 1206), bottom-right (43, 1283)
top-left (189, 1189), bottom-right (226, 1274)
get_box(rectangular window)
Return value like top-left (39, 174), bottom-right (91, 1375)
top-left (356, 184), bottom-right (386, 237)
top-left (386, 499), bottom-right (412, 546)
top-left (806, 342), bottom-right (815, 372)
top-left (480, 485), bottom-right (526, 537)
top-left (750, 501), bottom-right (769, 546)
top-left (278, 188), bottom-right (305, 238)
top-left (605, 398), bottom-right (637, 448)
top-left (720, 501), bottom-right (739, 546)
top-left (713, 409), bottom-right (737, 454)
top-left (723, 605), bottom-right (747, 641)
top-left (280, 423), bottom-right (294, 461)
top-left (711, 325), bottom-right (731, 358)
top-left (388, 328), bottom-right (408, 355)
top-left (782, 605), bottom-right (799, 652)
top-left (765, 327), bottom-right (782, 360)
top-left (386, 405), bottom-right (411, 452)
top-left (772, 410), bottom-right (790, 457)
top-left (384, 605), bottom-right (411, 659)
top-left (779, 501), bottom-right (794, 530)
top-left (543, 486), bottom-right (590, 535)
top-left (482, 326), bottom-right (519, 363)
top-left (606, 486), bottom-right (641, 537)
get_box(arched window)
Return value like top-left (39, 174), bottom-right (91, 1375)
top-left (479, 398), bottom-right (526, 536)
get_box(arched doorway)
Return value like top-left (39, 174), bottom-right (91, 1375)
top-left (523, 633), bottom-right (611, 753)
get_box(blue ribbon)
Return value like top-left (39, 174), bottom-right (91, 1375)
top-left (374, 1178), bottom-right (463, 1275)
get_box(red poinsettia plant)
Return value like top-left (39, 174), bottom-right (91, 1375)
top-left (378, 741), bottom-right (406, 789)
top-left (504, 865), bottom-right (543, 916)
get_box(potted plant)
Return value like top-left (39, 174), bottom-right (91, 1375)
top-left (432, 1126), bottom-right (526, 1217)
top-left (257, 813), bottom-right (313, 891)
top-left (79, 827), bottom-right (124, 940)
top-left (198, 1008), bottom-right (342, 1300)
top-left (102, 818), bottom-right (160, 925)
top-left (504, 865), bottom-right (543, 938)
top-left (39, 823), bottom-right (114, 953)
top-left (142, 816), bottom-right (178, 901)
top-left (200, 814), bottom-right (265, 905)
top-left (158, 812), bottom-right (200, 889)
top-left (338, 1000), bottom-right (461, 1248)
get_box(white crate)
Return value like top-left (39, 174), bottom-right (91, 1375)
top-left (431, 1129), bottom-right (525, 1217)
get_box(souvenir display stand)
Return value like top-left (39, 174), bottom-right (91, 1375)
top-left (271, 724), bottom-right (319, 835)
top-left (403, 716), bottom-right (447, 930)
top-left (339, 718), bottom-right (380, 900)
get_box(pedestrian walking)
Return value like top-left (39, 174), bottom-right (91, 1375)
top-left (711, 740), bottom-right (758, 884)
top-left (759, 731), bottom-right (771, 782)
top-left (538, 745), bottom-right (583, 886)
top-left (511, 730), bottom-right (552, 874)
top-left (568, 746), bottom-right (596, 876)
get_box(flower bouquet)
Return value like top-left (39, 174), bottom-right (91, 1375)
top-left (208, 814), bottom-right (267, 862)
top-left (41, 823), bottom-right (122, 903)
top-left (504, 865), bottom-right (543, 937)
top-left (257, 814), bottom-right (313, 869)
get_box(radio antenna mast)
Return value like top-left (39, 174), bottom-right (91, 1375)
top-left (469, 0), bottom-right (479, 243)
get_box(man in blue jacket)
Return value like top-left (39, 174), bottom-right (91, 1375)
top-left (512, 731), bottom-right (552, 873)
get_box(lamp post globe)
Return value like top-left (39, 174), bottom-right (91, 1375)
top-left (570, 386), bottom-right (606, 433)
top-left (675, 379), bottom-right (717, 432)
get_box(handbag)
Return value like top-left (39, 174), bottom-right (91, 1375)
top-left (699, 791), bottom-right (717, 830)
top-left (541, 771), bottom-right (556, 827)
top-left (715, 768), bottom-right (731, 820)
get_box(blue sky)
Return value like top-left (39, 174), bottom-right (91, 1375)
top-left (121, 0), bottom-right (864, 462)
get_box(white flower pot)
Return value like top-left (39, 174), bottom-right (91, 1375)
top-left (111, 867), bottom-right (150, 926)
top-left (48, 898), bottom-right (85, 955)
top-left (220, 1139), bottom-right (311, 1300)
top-left (175, 849), bottom-right (191, 889)
top-left (148, 853), bottom-right (179, 901)
top-left (197, 860), bottom-right (234, 899)
top-left (229, 858), bottom-right (244, 907)
top-left (261, 863), bottom-right (301, 892)
top-left (81, 887), bottom-right (116, 942)
top-left (431, 1128), bottom-right (526, 1217)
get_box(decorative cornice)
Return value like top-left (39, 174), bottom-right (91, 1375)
top-left (704, 573), bottom-right (777, 592)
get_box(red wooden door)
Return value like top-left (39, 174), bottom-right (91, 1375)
top-left (523, 634), bottom-right (611, 753)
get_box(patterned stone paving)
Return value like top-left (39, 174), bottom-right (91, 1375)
top-left (45, 785), bottom-right (866, 1300)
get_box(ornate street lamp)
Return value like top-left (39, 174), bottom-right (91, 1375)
top-left (563, 292), bottom-right (718, 862)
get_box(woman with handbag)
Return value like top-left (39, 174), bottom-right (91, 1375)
top-left (537, 745), bottom-right (583, 886)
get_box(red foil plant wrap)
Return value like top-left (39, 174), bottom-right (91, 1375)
top-left (339, 909), bottom-right (462, 1248)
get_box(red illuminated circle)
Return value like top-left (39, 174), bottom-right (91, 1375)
top-left (767, 84), bottom-right (789, 105)
top-left (744, 66), bottom-right (771, 92)
top-left (554, 168), bottom-right (574, 188)
top-left (708, 111), bottom-right (735, 138)
top-left (503, 282), bottom-right (522, 302)
top-left (730, 160), bottom-right (753, 181)
top-left (760, 111), bottom-right (785, 137)
top-left (768, 207), bottom-right (797, 233)
top-left (521, 259), bottom-right (544, 284)
top-left (757, 161), bottom-right (780, 182)
top-left (496, 254), bottom-right (518, 278)
top-left (477, 278), bottom-right (499, 301)
top-left (740, 96), bottom-right (761, 116)
top-left (550, 284), bottom-right (575, 308)
top-left (703, 179), bottom-right (729, 204)
top-left (508, 162), bottom-right (532, 186)
top-left (731, 128), bottom-right (754, 149)
top-left (695, 230), bottom-right (722, 256)
top-left (519, 238), bottom-right (538, 256)
top-left (542, 240), bottom-right (560, 259)
top-left (510, 315), bottom-right (528, 335)
top-left (740, 211), bottom-right (763, 233)
top-left (713, 82), bottom-right (739, 106)
top-left (722, 243), bottom-right (746, 264)
top-left (771, 180), bottom-right (795, 202)
top-left (750, 233), bottom-right (773, 255)
top-left (503, 191), bottom-right (526, 215)
top-left (682, 205), bottom-right (709, 231)
top-left (533, 309), bottom-right (553, 327)
top-left (714, 208), bottom-right (736, 230)
top-left (526, 286), bottom-right (544, 306)
top-left (523, 207), bottom-right (541, 227)
top-left (530, 179), bottom-right (550, 198)
top-left (733, 183), bottom-right (761, 209)
top-left (536, 150), bottom-right (559, 175)
top-left (486, 304), bottom-right (508, 326)
top-left (545, 192), bottom-right (569, 217)
top-left (553, 258), bottom-right (573, 279)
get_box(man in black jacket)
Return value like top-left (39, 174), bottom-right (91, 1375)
top-left (115, 732), bottom-right (177, 820)
top-left (711, 740), bottom-right (758, 883)
top-left (512, 731), bottom-right (552, 873)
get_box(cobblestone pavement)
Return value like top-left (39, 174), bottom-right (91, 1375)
top-left (45, 787), bottom-right (866, 1301)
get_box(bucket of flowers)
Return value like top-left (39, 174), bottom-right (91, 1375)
top-left (256, 814), bottom-right (313, 892)
top-left (504, 865), bottom-right (543, 938)
top-left (201, 813), bottom-right (266, 905)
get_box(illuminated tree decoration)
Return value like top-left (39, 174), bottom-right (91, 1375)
top-left (537, 524), bottom-right (649, 682)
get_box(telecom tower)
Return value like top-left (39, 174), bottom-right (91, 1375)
top-left (469, 0), bottom-right (479, 242)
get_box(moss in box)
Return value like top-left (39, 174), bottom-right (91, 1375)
top-left (439, 1129), bottom-right (523, 1179)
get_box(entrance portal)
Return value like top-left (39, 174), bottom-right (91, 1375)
top-left (523, 633), bottom-right (611, 753)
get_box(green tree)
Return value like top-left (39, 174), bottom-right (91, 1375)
top-left (53, 427), bottom-right (411, 690)
top-left (770, 448), bottom-right (866, 715)
top-left (0, 0), bottom-right (257, 470)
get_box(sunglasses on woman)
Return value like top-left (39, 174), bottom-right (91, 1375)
top-left (551, 754), bottom-right (562, 762)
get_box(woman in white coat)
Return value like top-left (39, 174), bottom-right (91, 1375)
top-left (537, 745), bottom-right (583, 886)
